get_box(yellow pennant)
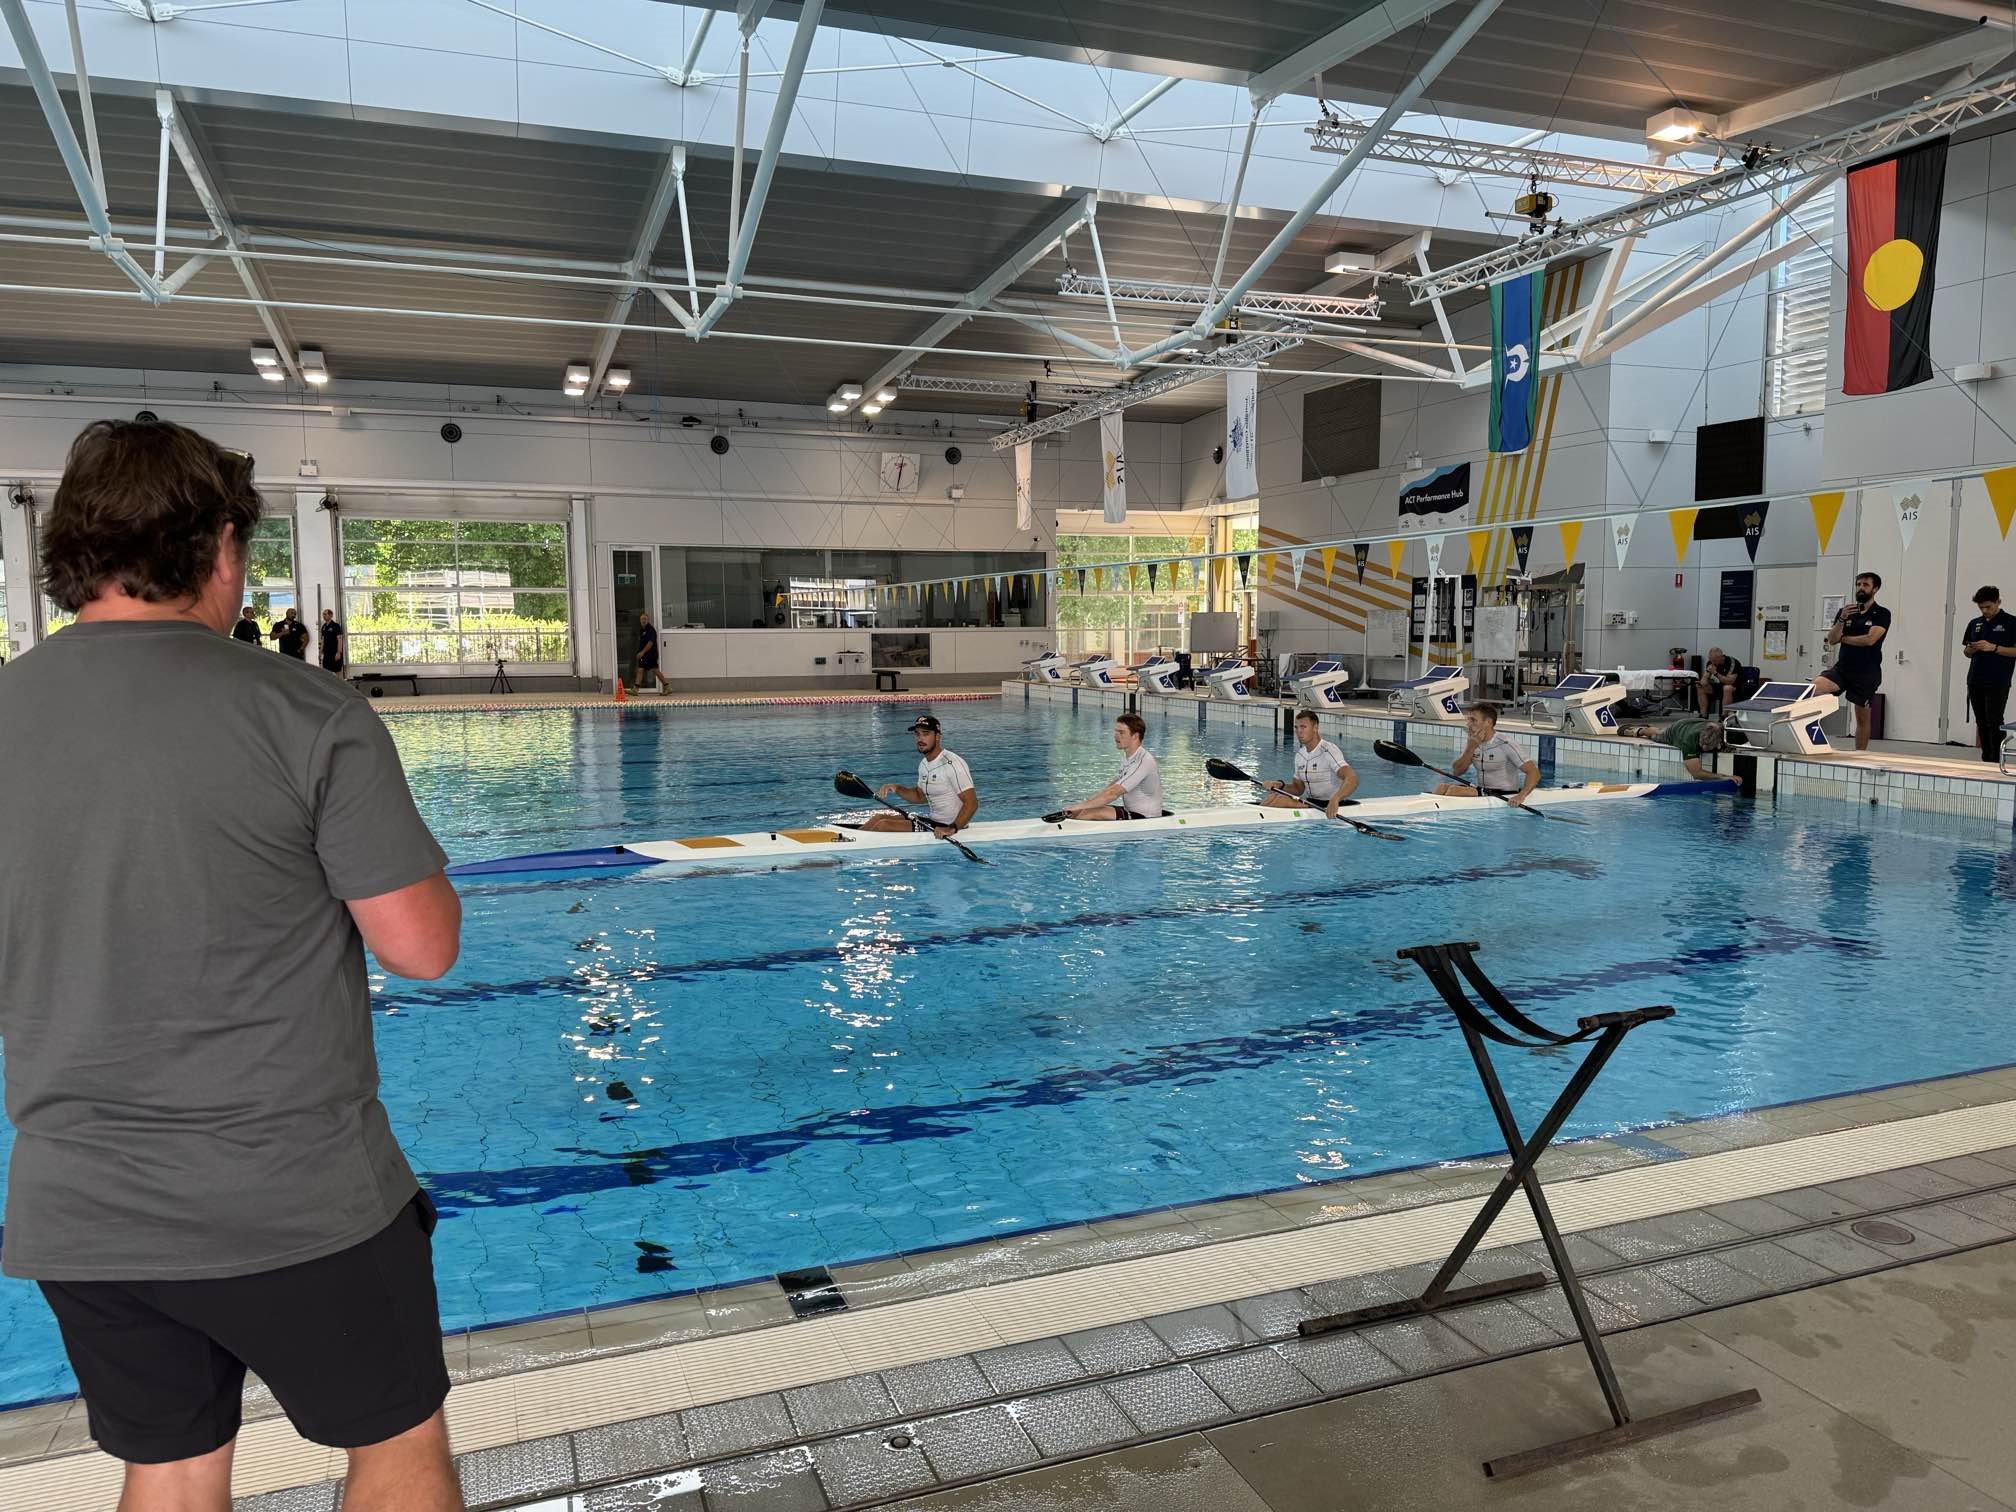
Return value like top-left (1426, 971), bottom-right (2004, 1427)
top-left (1384, 539), bottom-right (1406, 577)
top-left (1667, 507), bottom-right (1699, 563)
top-left (1809, 492), bottom-right (1845, 555)
top-left (1558, 519), bottom-right (1583, 565)
top-left (1130, 562), bottom-right (1142, 590)
top-left (1320, 546), bottom-right (1336, 585)
top-left (1986, 468), bottom-right (2016, 539)
top-left (1260, 552), bottom-right (1276, 584)
top-left (1093, 566), bottom-right (1106, 591)
top-left (1465, 529), bottom-right (1491, 575)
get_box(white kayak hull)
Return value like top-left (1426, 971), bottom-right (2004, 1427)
top-left (447, 778), bottom-right (1735, 877)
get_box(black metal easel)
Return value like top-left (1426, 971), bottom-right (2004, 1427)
top-left (1298, 940), bottom-right (1760, 1479)
top-left (488, 657), bottom-right (513, 695)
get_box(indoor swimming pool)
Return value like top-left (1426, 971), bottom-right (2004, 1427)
top-left (1, 697), bottom-right (2011, 1405)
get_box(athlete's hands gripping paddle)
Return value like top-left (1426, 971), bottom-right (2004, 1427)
top-left (1203, 758), bottom-right (1405, 841)
top-left (833, 771), bottom-right (987, 863)
top-left (1370, 740), bottom-right (1586, 824)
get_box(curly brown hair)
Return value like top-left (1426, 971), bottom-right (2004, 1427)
top-left (39, 419), bottom-right (263, 612)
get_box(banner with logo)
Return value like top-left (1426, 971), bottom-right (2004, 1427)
top-left (1225, 368), bottom-right (1259, 501)
top-left (1489, 270), bottom-right (1545, 453)
top-left (1290, 548), bottom-right (1307, 589)
top-left (1424, 535), bottom-right (1445, 578)
top-left (1353, 543), bottom-right (1368, 582)
top-left (1891, 478), bottom-right (1931, 550)
top-left (1398, 462), bottom-right (1471, 531)
top-left (1013, 441), bottom-right (1033, 532)
top-left (1741, 501), bottom-right (1769, 561)
top-left (1609, 513), bottom-right (1637, 568)
top-left (1510, 524), bottom-right (1534, 574)
top-left (1100, 412), bottom-right (1126, 523)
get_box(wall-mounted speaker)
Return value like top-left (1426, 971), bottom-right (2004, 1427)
top-left (1212, 444), bottom-right (1225, 465)
top-left (944, 445), bottom-right (962, 466)
top-left (135, 410), bottom-right (159, 423)
top-left (439, 422), bottom-right (463, 444)
top-left (710, 434), bottom-right (731, 456)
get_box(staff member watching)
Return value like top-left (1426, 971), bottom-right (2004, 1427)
top-left (0, 419), bottom-right (465, 1512)
top-left (319, 607), bottom-right (347, 675)
top-left (1063, 712), bottom-right (1164, 820)
top-left (1814, 572), bottom-right (1889, 751)
top-left (270, 605), bottom-right (310, 660)
top-left (1697, 647), bottom-right (1740, 717)
top-left (1962, 585), bottom-right (2016, 764)
top-left (232, 604), bottom-right (264, 646)
top-left (866, 715), bottom-right (977, 836)
top-left (1263, 710), bottom-right (1359, 817)
top-left (1436, 703), bottom-right (1539, 805)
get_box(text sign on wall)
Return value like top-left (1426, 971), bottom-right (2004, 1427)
top-left (1719, 570), bottom-right (1755, 630)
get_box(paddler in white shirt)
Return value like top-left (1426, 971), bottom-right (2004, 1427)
top-left (1061, 711), bottom-right (1164, 820)
top-left (864, 714), bottom-right (977, 837)
top-left (1262, 710), bottom-right (1360, 817)
top-left (1436, 702), bottom-right (1540, 805)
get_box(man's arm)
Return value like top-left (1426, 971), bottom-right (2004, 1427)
top-left (1450, 740), bottom-right (1479, 775)
top-left (348, 874), bottom-right (461, 980)
top-left (1326, 766), bottom-right (1361, 816)
top-left (1511, 758), bottom-right (1541, 804)
top-left (937, 788), bottom-right (978, 836)
top-left (1843, 624), bottom-right (1888, 648)
top-left (878, 782), bottom-right (926, 803)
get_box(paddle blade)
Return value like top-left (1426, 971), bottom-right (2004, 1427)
top-left (833, 770), bottom-right (875, 800)
top-left (1373, 739), bottom-right (1426, 768)
top-left (1204, 757), bottom-right (1255, 784)
top-left (1040, 809), bottom-right (1072, 825)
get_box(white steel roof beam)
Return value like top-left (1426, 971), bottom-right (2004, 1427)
top-left (1705, 21), bottom-right (2010, 140)
top-left (1247, 0), bottom-right (1467, 108)
top-left (589, 147), bottom-right (692, 394)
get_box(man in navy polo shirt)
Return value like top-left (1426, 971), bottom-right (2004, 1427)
top-left (1962, 585), bottom-right (2016, 764)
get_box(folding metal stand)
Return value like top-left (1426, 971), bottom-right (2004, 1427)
top-left (488, 657), bottom-right (514, 695)
top-left (1298, 940), bottom-right (1760, 1479)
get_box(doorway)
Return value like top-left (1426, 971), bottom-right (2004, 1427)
top-left (610, 547), bottom-right (656, 681)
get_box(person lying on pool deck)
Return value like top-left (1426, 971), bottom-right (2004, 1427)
top-left (1435, 703), bottom-right (1539, 805)
top-left (1619, 716), bottom-right (1742, 780)
top-left (1262, 709), bottom-right (1359, 816)
top-left (865, 714), bottom-right (977, 837)
top-left (1061, 711), bottom-right (1165, 820)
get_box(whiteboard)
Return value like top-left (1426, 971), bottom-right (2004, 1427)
top-left (1189, 612), bottom-right (1240, 654)
top-left (1474, 605), bottom-right (1519, 662)
top-left (1366, 609), bottom-right (1409, 658)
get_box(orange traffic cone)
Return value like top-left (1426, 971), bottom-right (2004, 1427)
top-left (613, 678), bottom-right (627, 703)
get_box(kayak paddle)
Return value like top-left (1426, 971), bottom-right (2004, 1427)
top-left (1370, 739), bottom-right (1586, 824)
top-left (1203, 757), bottom-right (1405, 841)
top-left (833, 770), bottom-right (987, 863)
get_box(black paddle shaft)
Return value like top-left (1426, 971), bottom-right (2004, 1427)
top-left (1370, 741), bottom-right (1582, 824)
top-left (832, 770), bottom-right (987, 863)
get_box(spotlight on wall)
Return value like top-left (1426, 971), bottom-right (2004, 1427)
top-left (874, 383), bottom-right (898, 404)
top-left (1646, 106), bottom-right (1702, 145)
top-left (250, 342), bottom-right (283, 382)
top-left (297, 348), bottom-right (329, 386)
top-left (838, 381), bottom-right (864, 404)
top-left (563, 360), bottom-right (591, 398)
top-left (604, 367), bottom-right (632, 391)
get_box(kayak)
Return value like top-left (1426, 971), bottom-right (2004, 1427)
top-left (445, 777), bottom-right (1736, 878)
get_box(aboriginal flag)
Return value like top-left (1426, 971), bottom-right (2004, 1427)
top-left (1843, 138), bottom-right (1947, 396)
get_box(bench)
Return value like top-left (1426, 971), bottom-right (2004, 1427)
top-left (353, 673), bottom-right (422, 698)
top-left (874, 669), bottom-right (906, 693)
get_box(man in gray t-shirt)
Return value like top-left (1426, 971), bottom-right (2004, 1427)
top-left (0, 420), bottom-right (465, 1509)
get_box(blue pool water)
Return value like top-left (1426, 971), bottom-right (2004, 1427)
top-left (2, 695), bottom-right (2014, 1405)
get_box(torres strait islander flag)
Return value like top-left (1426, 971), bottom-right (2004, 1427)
top-left (1843, 139), bottom-right (1948, 396)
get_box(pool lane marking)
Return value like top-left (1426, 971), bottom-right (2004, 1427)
top-left (11, 1094), bottom-right (2016, 1511)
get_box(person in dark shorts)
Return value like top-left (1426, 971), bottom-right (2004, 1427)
top-left (0, 420), bottom-right (466, 1512)
top-left (1814, 572), bottom-right (1890, 750)
top-left (231, 604), bottom-right (263, 646)
top-left (633, 609), bottom-right (669, 694)
top-left (270, 605), bottom-right (310, 660)
top-left (1962, 585), bottom-right (2016, 763)
top-left (319, 607), bottom-right (347, 674)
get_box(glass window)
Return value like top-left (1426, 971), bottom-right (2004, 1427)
top-left (1766, 189), bottom-right (1836, 419)
top-left (659, 547), bottom-right (1047, 630)
top-left (1056, 532), bottom-right (1227, 663)
top-left (341, 518), bottom-right (572, 667)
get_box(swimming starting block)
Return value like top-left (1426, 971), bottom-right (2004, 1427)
top-left (1072, 655), bottom-right (1122, 689)
top-left (1724, 679), bottom-right (1840, 756)
top-left (1388, 663), bottom-right (1470, 722)
top-left (1024, 651), bottom-right (1070, 684)
top-left (1526, 672), bottom-right (1626, 736)
top-left (1205, 661), bottom-right (1257, 701)
top-left (1289, 659), bottom-right (1353, 711)
top-left (1135, 655), bottom-right (1183, 695)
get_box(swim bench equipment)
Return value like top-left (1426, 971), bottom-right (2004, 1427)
top-left (1387, 663), bottom-right (1469, 722)
top-left (1297, 940), bottom-right (1760, 1479)
top-left (1288, 658), bottom-right (1353, 710)
top-left (1525, 672), bottom-right (1626, 736)
top-left (1721, 679), bottom-right (1840, 756)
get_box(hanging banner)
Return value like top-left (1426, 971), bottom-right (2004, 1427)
top-left (1013, 442), bottom-right (1033, 532)
top-left (1099, 412), bottom-right (1127, 523)
top-left (1398, 462), bottom-right (1472, 531)
top-left (1093, 566), bottom-right (1106, 591)
top-left (1129, 562), bottom-right (1142, 590)
top-left (1147, 561), bottom-right (1160, 590)
top-left (1668, 506), bottom-right (1699, 564)
top-left (1383, 540), bottom-right (1405, 578)
top-left (1609, 513), bottom-right (1637, 568)
top-left (1465, 529), bottom-right (1491, 575)
top-left (1891, 478), bottom-right (1931, 550)
top-left (1224, 367), bottom-right (1259, 501)
top-left (1191, 556), bottom-right (1207, 588)
top-left (1321, 546), bottom-right (1337, 585)
top-left (1260, 553), bottom-right (1276, 585)
top-left (1843, 138), bottom-right (1947, 395)
top-left (1511, 524), bottom-right (1534, 574)
top-left (1424, 535), bottom-right (1446, 578)
top-left (1075, 567), bottom-right (1087, 594)
top-left (1290, 549), bottom-right (1307, 589)
top-left (1741, 501), bottom-right (1769, 562)
top-left (1489, 270), bottom-right (1545, 453)
top-left (1237, 554), bottom-right (1252, 586)
top-left (1354, 543), bottom-right (1370, 583)
top-left (1558, 519), bottom-right (1583, 565)
top-left (1809, 492), bottom-right (1845, 554)
top-left (1987, 467), bottom-right (2016, 539)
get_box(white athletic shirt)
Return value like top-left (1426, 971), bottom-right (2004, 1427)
top-left (1469, 732), bottom-right (1531, 795)
top-left (1114, 746), bottom-right (1163, 816)
top-left (917, 749), bottom-right (976, 825)
top-left (1292, 738), bottom-right (1351, 802)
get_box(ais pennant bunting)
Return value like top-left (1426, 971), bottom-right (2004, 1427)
top-left (1809, 493), bottom-right (1845, 555)
top-left (1986, 467), bottom-right (2016, 539)
top-left (1321, 546), bottom-right (1337, 586)
top-left (1383, 540), bottom-right (1405, 578)
top-left (1510, 525), bottom-right (1534, 575)
top-left (1844, 139), bottom-right (1948, 395)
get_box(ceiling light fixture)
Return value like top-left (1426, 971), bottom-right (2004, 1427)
top-left (249, 342), bottom-right (282, 381)
top-left (860, 398), bottom-right (885, 417)
top-left (827, 391), bottom-right (850, 413)
top-left (563, 360), bottom-right (591, 399)
top-left (1646, 106), bottom-right (1703, 145)
top-left (1323, 249), bottom-right (1374, 276)
top-left (605, 367), bottom-right (632, 391)
top-left (838, 381), bottom-right (864, 403)
top-left (875, 383), bottom-right (898, 404)
top-left (297, 347), bottom-right (329, 386)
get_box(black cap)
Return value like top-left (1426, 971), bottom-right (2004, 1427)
top-left (907, 715), bottom-right (942, 732)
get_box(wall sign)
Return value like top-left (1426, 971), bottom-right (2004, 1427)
top-left (1718, 570), bottom-right (1754, 630)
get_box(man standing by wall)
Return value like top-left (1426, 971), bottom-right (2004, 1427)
top-left (319, 606), bottom-right (348, 676)
top-left (231, 604), bottom-right (263, 647)
top-left (271, 604), bottom-right (311, 660)
top-left (0, 420), bottom-right (466, 1512)
top-left (1962, 585), bottom-right (2016, 764)
top-left (1814, 572), bottom-right (1890, 752)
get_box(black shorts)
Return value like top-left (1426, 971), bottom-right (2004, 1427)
top-left (1820, 663), bottom-right (1881, 706)
top-left (637, 652), bottom-right (660, 670)
top-left (38, 1193), bottom-right (449, 1464)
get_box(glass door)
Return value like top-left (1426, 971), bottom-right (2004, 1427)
top-left (611, 547), bottom-right (656, 677)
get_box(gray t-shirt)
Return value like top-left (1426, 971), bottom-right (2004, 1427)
top-left (0, 619), bottom-right (448, 1281)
